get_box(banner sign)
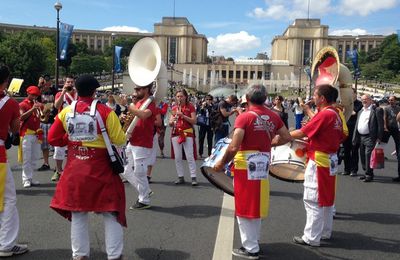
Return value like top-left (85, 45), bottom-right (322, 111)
top-left (59, 22), bottom-right (74, 60)
top-left (114, 46), bottom-right (123, 73)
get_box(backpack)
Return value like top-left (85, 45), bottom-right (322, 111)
top-left (210, 104), bottom-right (223, 130)
top-left (66, 100), bottom-right (99, 142)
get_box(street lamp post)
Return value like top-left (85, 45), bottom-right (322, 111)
top-left (111, 33), bottom-right (116, 93)
top-left (354, 37), bottom-right (360, 92)
top-left (54, 2), bottom-right (62, 89)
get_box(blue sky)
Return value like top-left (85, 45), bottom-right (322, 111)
top-left (0, 0), bottom-right (399, 59)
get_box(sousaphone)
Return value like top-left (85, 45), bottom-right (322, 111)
top-left (311, 46), bottom-right (354, 121)
top-left (125, 37), bottom-right (168, 139)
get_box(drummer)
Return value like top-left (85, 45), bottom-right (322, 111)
top-left (290, 85), bottom-right (348, 247)
top-left (214, 84), bottom-right (292, 259)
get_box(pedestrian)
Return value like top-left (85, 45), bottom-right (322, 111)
top-left (292, 98), bottom-right (304, 129)
top-left (48, 75), bottom-right (126, 260)
top-left (214, 84), bottom-right (292, 259)
top-left (383, 96), bottom-right (400, 182)
top-left (353, 94), bottom-right (384, 182)
top-left (291, 85), bottom-right (348, 247)
top-left (213, 94), bottom-right (239, 143)
top-left (169, 89), bottom-right (198, 185)
top-left (272, 95), bottom-right (289, 128)
top-left (52, 75), bottom-right (77, 181)
top-left (197, 94), bottom-right (214, 158)
top-left (0, 65), bottom-right (29, 257)
top-left (122, 82), bottom-right (156, 209)
top-left (19, 85), bottom-right (43, 188)
top-left (341, 88), bottom-right (363, 176)
top-left (157, 99), bottom-right (168, 158)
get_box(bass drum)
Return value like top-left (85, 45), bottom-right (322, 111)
top-left (200, 138), bottom-right (234, 196)
top-left (269, 139), bottom-right (307, 183)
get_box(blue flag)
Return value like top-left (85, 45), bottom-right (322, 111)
top-left (397, 30), bottom-right (400, 44)
top-left (114, 46), bottom-right (123, 73)
top-left (59, 22), bottom-right (74, 60)
top-left (346, 49), bottom-right (358, 70)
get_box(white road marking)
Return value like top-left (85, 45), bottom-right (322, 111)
top-left (212, 193), bottom-right (235, 260)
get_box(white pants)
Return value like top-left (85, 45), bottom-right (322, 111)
top-left (171, 136), bottom-right (196, 178)
top-left (148, 134), bottom-right (159, 167)
top-left (122, 144), bottom-right (151, 205)
top-left (0, 163), bottom-right (20, 251)
top-left (22, 135), bottom-right (40, 183)
top-left (302, 159), bottom-right (334, 246)
top-left (302, 198), bottom-right (333, 246)
top-left (71, 212), bottom-right (123, 259)
top-left (237, 217), bottom-right (261, 253)
top-left (53, 146), bottom-right (66, 161)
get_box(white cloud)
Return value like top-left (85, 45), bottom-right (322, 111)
top-left (330, 28), bottom-right (369, 36)
top-left (102, 26), bottom-right (149, 33)
top-left (338, 0), bottom-right (398, 16)
top-left (249, 0), bottom-right (332, 20)
top-left (208, 31), bottom-right (261, 56)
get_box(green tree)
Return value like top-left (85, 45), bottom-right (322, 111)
top-left (70, 54), bottom-right (108, 75)
top-left (0, 31), bottom-right (48, 90)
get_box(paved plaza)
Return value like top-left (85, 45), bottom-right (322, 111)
top-left (5, 116), bottom-right (400, 260)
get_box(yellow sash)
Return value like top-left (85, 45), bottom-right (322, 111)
top-left (18, 129), bottom-right (37, 163)
top-left (0, 163), bottom-right (6, 212)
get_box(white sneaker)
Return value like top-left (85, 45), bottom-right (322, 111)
top-left (0, 244), bottom-right (28, 257)
top-left (30, 180), bottom-right (40, 186)
top-left (23, 181), bottom-right (31, 188)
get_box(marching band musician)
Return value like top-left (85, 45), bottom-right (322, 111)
top-left (122, 83), bottom-right (156, 210)
top-left (214, 84), bottom-right (292, 259)
top-left (0, 65), bottom-right (28, 257)
top-left (169, 89), bottom-right (198, 186)
top-left (48, 75), bottom-right (126, 260)
top-left (291, 85), bottom-right (348, 247)
top-left (52, 75), bottom-right (77, 182)
top-left (19, 85), bottom-right (43, 188)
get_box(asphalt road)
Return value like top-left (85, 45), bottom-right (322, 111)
top-left (5, 111), bottom-right (400, 260)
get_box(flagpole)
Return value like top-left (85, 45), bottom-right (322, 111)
top-left (307, 0), bottom-right (310, 20)
top-left (111, 33), bottom-right (116, 93)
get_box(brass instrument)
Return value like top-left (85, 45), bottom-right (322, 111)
top-left (40, 103), bottom-right (54, 122)
top-left (311, 46), bottom-right (354, 121)
top-left (125, 37), bottom-right (168, 139)
top-left (122, 112), bottom-right (135, 132)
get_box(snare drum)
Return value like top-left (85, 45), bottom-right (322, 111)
top-left (269, 139), bottom-right (308, 183)
top-left (200, 138), bottom-right (234, 196)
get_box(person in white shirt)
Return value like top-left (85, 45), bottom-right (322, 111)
top-left (352, 94), bottom-right (384, 182)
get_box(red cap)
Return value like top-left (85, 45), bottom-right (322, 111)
top-left (26, 86), bottom-right (41, 96)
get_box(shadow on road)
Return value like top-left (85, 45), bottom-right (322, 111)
top-left (335, 212), bottom-right (400, 225)
top-left (270, 190), bottom-right (302, 200)
top-left (14, 248), bottom-right (106, 260)
top-left (256, 242), bottom-right (324, 260)
top-left (325, 231), bottom-right (400, 255)
top-left (136, 248), bottom-right (191, 260)
top-left (149, 205), bottom-right (220, 218)
top-left (16, 188), bottom-right (55, 196)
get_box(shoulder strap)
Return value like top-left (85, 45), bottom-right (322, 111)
top-left (249, 111), bottom-right (271, 141)
top-left (0, 96), bottom-right (10, 110)
top-left (95, 110), bottom-right (117, 162)
top-left (70, 100), bottom-right (78, 118)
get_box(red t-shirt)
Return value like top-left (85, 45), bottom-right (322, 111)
top-left (301, 106), bottom-right (344, 154)
top-left (55, 91), bottom-right (77, 113)
top-left (0, 96), bottom-right (20, 141)
top-left (234, 105), bottom-right (284, 152)
top-left (172, 103), bottom-right (195, 131)
top-left (129, 99), bottom-right (156, 148)
top-left (19, 98), bottom-right (41, 135)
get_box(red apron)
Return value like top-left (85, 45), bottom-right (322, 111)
top-left (50, 144), bottom-right (127, 226)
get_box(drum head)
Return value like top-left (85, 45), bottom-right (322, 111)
top-left (269, 164), bottom-right (305, 183)
top-left (201, 166), bottom-right (234, 196)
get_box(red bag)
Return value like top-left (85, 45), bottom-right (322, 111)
top-left (370, 146), bottom-right (384, 169)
